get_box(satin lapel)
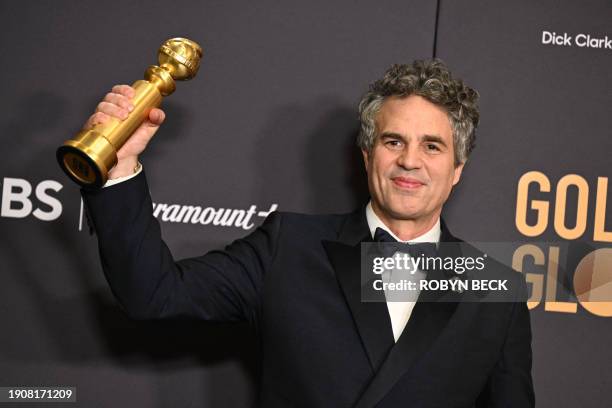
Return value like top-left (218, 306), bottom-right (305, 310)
top-left (322, 208), bottom-right (395, 372)
top-left (353, 219), bottom-right (463, 408)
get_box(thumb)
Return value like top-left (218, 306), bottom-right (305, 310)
top-left (147, 108), bottom-right (166, 126)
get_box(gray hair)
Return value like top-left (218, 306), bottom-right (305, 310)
top-left (357, 59), bottom-right (479, 165)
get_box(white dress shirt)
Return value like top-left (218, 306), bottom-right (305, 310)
top-left (365, 201), bottom-right (441, 342)
top-left (103, 163), bottom-right (143, 187)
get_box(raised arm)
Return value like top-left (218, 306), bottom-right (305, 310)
top-left (80, 85), bottom-right (280, 324)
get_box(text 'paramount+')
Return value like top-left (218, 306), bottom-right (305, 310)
top-left (151, 202), bottom-right (278, 230)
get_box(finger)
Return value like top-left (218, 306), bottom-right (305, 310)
top-left (111, 84), bottom-right (135, 99)
top-left (131, 118), bottom-right (161, 143)
top-left (103, 92), bottom-right (134, 112)
top-left (148, 108), bottom-right (165, 125)
top-left (95, 101), bottom-right (129, 120)
top-left (83, 112), bottom-right (110, 130)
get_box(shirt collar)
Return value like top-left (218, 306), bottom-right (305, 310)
top-left (365, 200), bottom-right (441, 243)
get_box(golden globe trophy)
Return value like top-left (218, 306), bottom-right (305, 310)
top-left (56, 37), bottom-right (203, 189)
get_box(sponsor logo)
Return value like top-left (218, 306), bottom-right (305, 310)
top-left (78, 199), bottom-right (278, 232)
top-left (150, 201), bottom-right (278, 230)
top-left (0, 177), bottom-right (63, 221)
top-left (541, 30), bottom-right (612, 50)
top-left (515, 171), bottom-right (612, 317)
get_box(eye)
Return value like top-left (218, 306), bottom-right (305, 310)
top-left (384, 139), bottom-right (403, 150)
top-left (425, 143), bottom-right (441, 152)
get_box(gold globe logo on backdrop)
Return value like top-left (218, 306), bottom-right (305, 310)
top-left (515, 171), bottom-right (612, 317)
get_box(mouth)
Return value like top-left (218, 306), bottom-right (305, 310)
top-left (391, 176), bottom-right (426, 189)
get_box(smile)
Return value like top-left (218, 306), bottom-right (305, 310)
top-left (391, 177), bottom-right (425, 189)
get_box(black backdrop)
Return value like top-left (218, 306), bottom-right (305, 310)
top-left (1, 1), bottom-right (611, 406)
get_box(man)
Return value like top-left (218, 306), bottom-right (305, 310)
top-left (82, 59), bottom-right (535, 407)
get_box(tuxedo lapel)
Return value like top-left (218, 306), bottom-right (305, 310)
top-left (322, 208), bottom-right (395, 373)
top-left (353, 301), bottom-right (459, 408)
top-left (353, 219), bottom-right (464, 408)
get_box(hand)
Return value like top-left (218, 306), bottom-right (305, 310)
top-left (82, 84), bottom-right (166, 179)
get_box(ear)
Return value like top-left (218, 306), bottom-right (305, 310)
top-left (361, 148), bottom-right (370, 172)
top-left (452, 162), bottom-right (465, 186)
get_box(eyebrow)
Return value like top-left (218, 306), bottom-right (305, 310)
top-left (421, 134), bottom-right (447, 147)
top-left (379, 132), bottom-right (448, 147)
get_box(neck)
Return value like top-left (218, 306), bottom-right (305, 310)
top-left (371, 202), bottom-right (440, 241)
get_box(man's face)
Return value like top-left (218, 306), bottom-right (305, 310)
top-left (362, 95), bottom-right (464, 225)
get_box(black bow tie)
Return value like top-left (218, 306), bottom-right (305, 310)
top-left (373, 227), bottom-right (438, 259)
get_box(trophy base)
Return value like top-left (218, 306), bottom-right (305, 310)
top-left (56, 130), bottom-right (117, 189)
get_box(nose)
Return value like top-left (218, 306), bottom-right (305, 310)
top-left (396, 143), bottom-right (422, 170)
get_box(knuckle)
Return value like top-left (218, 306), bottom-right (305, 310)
top-left (112, 84), bottom-right (131, 97)
top-left (123, 85), bottom-right (135, 97)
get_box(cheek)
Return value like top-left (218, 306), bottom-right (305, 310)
top-left (369, 157), bottom-right (385, 180)
top-left (430, 163), bottom-right (457, 191)
top-left (374, 154), bottom-right (396, 176)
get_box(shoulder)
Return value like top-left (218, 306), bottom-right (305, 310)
top-left (270, 210), bottom-right (349, 232)
top-left (263, 210), bottom-right (355, 242)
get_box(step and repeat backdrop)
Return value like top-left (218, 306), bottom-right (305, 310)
top-left (1, 0), bottom-right (610, 407)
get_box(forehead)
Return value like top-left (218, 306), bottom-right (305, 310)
top-left (375, 95), bottom-right (452, 140)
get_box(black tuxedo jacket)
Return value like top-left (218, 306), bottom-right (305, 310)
top-left (82, 171), bottom-right (535, 408)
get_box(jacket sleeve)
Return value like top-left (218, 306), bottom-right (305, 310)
top-left (475, 276), bottom-right (535, 408)
top-left (81, 170), bottom-right (281, 323)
